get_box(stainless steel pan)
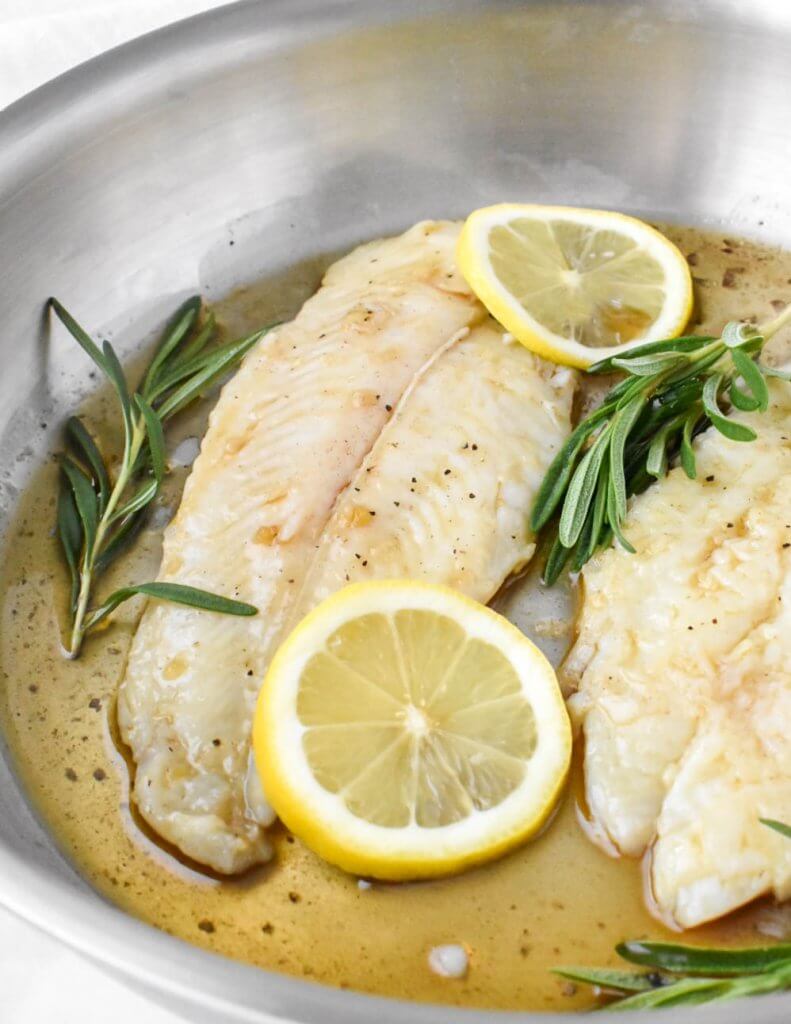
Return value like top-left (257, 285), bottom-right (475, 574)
top-left (0, 1), bottom-right (789, 1020)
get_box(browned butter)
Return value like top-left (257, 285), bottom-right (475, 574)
top-left (1, 225), bottom-right (789, 1012)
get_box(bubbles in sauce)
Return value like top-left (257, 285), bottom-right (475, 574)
top-left (0, 226), bottom-right (789, 1012)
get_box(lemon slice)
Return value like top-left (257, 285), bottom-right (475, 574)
top-left (254, 581), bottom-right (571, 880)
top-left (457, 204), bottom-right (693, 368)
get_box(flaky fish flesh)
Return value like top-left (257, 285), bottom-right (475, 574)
top-left (287, 322), bottom-right (574, 619)
top-left (565, 382), bottom-right (791, 927)
top-left (118, 222), bottom-right (574, 873)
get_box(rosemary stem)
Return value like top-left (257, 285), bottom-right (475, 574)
top-left (66, 566), bottom-right (93, 659)
top-left (66, 414), bottom-right (148, 657)
top-left (759, 302), bottom-right (791, 342)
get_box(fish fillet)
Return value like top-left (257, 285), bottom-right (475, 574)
top-left (118, 221), bottom-right (483, 872)
top-left (287, 323), bottom-right (575, 619)
top-left (118, 221), bottom-right (575, 875)
top-left (565, 382), bottom-right (791, 927)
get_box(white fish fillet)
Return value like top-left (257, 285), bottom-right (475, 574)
top-left (118, 221), bottom-right (483, 872)
top-left (118, 222), bottom-right (576, 875)
top-left (287, 324), bottom-right (574, 620)
top-left (118, 234), bottom-right (576, 874)
top-left (565, 382), bottom-right (791, 927)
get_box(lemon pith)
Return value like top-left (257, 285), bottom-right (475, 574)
top-left (456, 204), bottom-right (693, 369)
top-left (254, 580), bottom-right (571, 880)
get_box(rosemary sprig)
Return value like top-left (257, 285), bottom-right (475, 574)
top-left (51, 296), bottom-right (273, 657)
top-left (556, 821), bottom-right (791, 1009)
top-left (556, 942), bottom-right (791, 1011)
top-left (533, 305), bottom-right (791, 584)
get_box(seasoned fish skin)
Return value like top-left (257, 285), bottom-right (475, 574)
top-left (565, 382), bottom-right (791, 927)
top-left (118, 221), bottom-right (483, 873)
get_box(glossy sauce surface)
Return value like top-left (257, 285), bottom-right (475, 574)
top-left (1, 225), bottom-right (789, 1011)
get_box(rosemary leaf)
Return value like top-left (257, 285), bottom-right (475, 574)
top-left (612, 963), bottom-right (791, 1011)
top-left (147, 333), bottom-right (256, 401)
top-left (134, 395), bottom-right (166, 485)
top-left (66, 417), bottom-right (110, 513)
top-left (172, 310), bottom-right (216, 366)
top-left (93, 510), bottom-right (147, 575)
top-left (702, 373), bottom-right (757, 442)
top-left (616, 940), bottom-right (791, 976)
top-left (109, 478), bottom-right (158, 524)
top-left (84, 582), bottom-right (257, 630)
top-left (48, 298), bottom-right (108, 373)
top-left (589, 335), bottom-right (715, 374)
top-left (608, 396), bottom-right (643, 520)
top-left (558, 431), bottom-right (610, 548)
top-left (651, 375), bottom-right (705, 420)
top-left (574, 459), bottom-right (609, 571)
top-left (729, 378), bottom-right (761, 412)
top-left (543, 532), bottom-right (574, 586)
top-left (552, 967), bottom-right (655, 993)
top-left (645, 418), bottom-right (676, 478)
top-left (610, 350), bottom-right (691, 377)
top-left (678, 344), bottom-right (729, 379)
top-left (61, 457), bottom-right (98, 553)
top-left (761, 818), bottom-right (791, 840)
top-left (571, 497), bottom-right (597, 574)
top-left (731, 346), bottom-right (769, 411)
top-left (531, 416), bottom-right (605, 531)
top-left (101, 340), bottom-right (135, 449)
top-left (700, 374), bottom-right (758, 442)
top-left (680, 408), bottom-right (698, 479)
top-left (141, 295), bottom-right (201, 397)
top-left (609, 976), bottom-right (731, 1011)
top-left (156, 328), bottom-right (267, 420)
top-left (605, 480), bottom-right (636, 553)
top-left (56, 481), bottom-right (83, 612)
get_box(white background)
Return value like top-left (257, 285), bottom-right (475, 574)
top-left (0, 3), bottom-right (233, 1020)
top-left (0, 0), bottom-right (232, 109)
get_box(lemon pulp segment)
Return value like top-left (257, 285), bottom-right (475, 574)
top-left (457, 204), bottom-right (693, 368)
top-left (254, 581), bottom-right (571, 879)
